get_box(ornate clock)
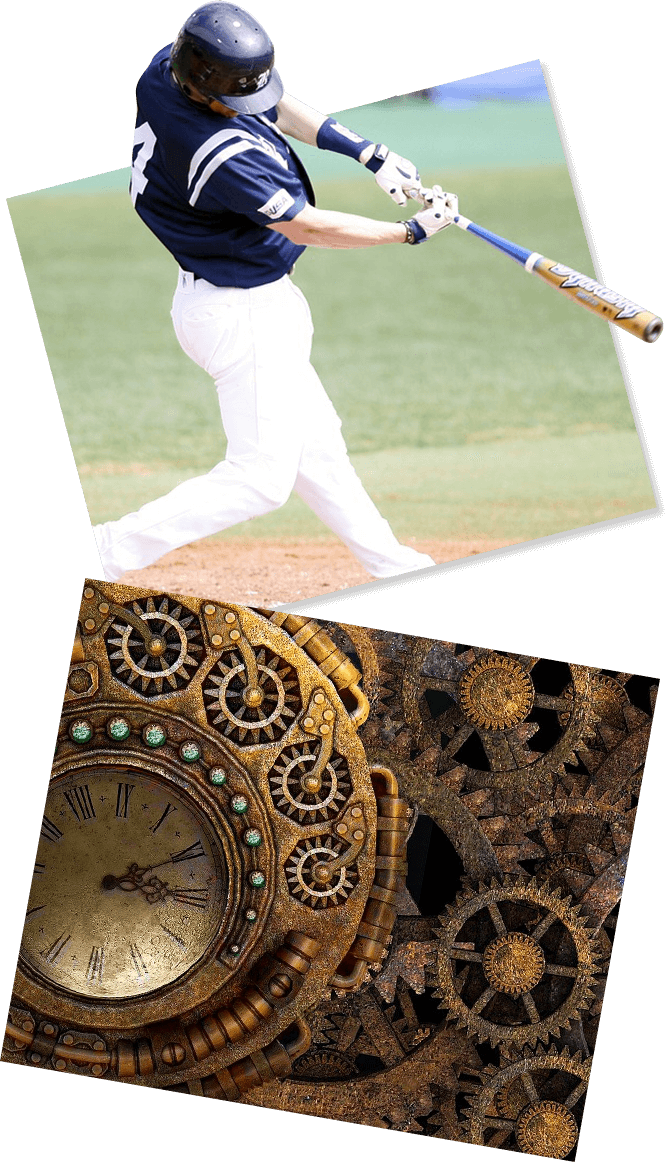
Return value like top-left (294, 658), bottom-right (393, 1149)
top-left (4, 582), bottom-right (409, 1098)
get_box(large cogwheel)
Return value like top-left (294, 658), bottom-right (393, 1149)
top-left (401, 642), bottom-right (593, 790)
top-left (462, 1047), bottom-right (590, 1157)
top-left (105, 595), bottom-right (204, 696)
top-left (431, 876), bottom-right (600, 1049)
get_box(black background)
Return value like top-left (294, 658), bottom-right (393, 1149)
top-left (5, 4), bottom-right (664, 1152)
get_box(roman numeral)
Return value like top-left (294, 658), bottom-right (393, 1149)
top-left (129, 942), bottom-right (149, 980)
top-left (42, 932), bottom-right (71, 964)
top-left (151, 803), bottom-right (177, 833)
top-left (34, 861), bottom-right (46, 876)
top-left (115, 782), bottom-right (135, 818)
top-left (170, 840), bottom-right (205, 863)
top-left (64, 784), bottom-right (96, 822)
top-left (161, 924), bottom-right (187, 949)
top-left (86, 946), bottom-right (105, 982)
top-left (171, 888), bottom-right (209, 909)
top-left (40, 815), bottom-right (63, 843)
top-left (26, 904), bottom-right (46, 921)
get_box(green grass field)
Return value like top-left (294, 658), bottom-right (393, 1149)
top-left (8, 98), bottom-right (654, 544)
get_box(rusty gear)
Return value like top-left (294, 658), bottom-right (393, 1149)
top-left (432, 876), bottom-right (600, 1048)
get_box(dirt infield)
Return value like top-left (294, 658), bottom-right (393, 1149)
top-left (117, 537), bottom-right (519, 606)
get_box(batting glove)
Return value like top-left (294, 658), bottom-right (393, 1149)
top-left (404, 186), bottom-right (459, 243)
top-left (365, 143), bottom-right (424, 205)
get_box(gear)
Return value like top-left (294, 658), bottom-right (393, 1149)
top-left (285, 836), bottom-right (359, 909)
top-left (105, 595), bottom-right (204, 696)
top-left (401, 642), bottom-right (594, 791)
top-left (269, 743), bottom-right (351, 823)
top-left (463, 1047), bottom-right (590, 1156)
top-left (203, 646), bottom-right (302, 745)
top-left (432, 876), bottom-right (600, 1049)
top-left (460, 655), bottom-right (535, 731)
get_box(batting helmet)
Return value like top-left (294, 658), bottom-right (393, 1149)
top-left (170, 3), bottom-right (283, 114)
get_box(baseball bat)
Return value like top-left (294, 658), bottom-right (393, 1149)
top-left (453, 215), bottom-right (662, 343)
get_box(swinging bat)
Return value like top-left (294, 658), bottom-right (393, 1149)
top-left (453, 215), bottom-right (662, 343)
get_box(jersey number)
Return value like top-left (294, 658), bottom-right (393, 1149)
top-left (131, 121), bottom-right (157, 206)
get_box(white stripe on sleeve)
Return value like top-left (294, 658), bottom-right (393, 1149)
top-left (188, 139), bottom-right (256, 206)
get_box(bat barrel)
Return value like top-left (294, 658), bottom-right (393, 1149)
top-left (455, 216), bottom-right (662, 343)
top-left (529, 255), bottom-right (663, 343)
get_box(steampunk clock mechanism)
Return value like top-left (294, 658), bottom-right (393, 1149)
top-left (3, 587), bottom-right (658, 1159)
top-left (3, 582), bottom-right (409, 1099)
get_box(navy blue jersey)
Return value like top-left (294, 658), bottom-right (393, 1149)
top-left (131, 47), bottom-right (316, 287)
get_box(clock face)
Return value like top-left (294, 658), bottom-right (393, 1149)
top-left (21, 769), bottom-right (226, 1001)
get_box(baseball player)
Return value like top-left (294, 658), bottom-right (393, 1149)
top-left (94, 2), bottom-right (458, 583)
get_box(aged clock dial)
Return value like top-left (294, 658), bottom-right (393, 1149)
top-left (21, 769), bottom-right (226, 1001)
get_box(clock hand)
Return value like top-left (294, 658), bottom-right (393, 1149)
top-left (102, 865), bottom-right (207, 908)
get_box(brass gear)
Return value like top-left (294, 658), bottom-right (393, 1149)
top-left (432, 876), bottom-right (600, 1049)
top-left (464, 1047), bottom-right (590, 1156)
top-left (105, 595), bottom-right (205, 696)
top-left (459, 655), bottom-right (534, 731)
top-left (269, 743), bottom-right (352, 823)
top-left (401, 641), bottom-right (594, 790)
top-left (203, 646), bottom-right (302, 745)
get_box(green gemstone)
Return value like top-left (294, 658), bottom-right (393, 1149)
top-left (231, 794), bottom-right (248, 814)
top-left (249, 871), bottom-right (265, 888)
top-left (244, 828), bottom-right (262, 848)
top-left (180, 740), bottom-right (201, 763)
top-left (143, 725), bottom-right (166, 748)
top-left (108, 718), bottom-right (130, 741)
top-left (209, 768), bottom-right (227, 786)
top-left (70, 721), bottom-right (92, 744)
top-left (245, 909), bottom-right (258, 923)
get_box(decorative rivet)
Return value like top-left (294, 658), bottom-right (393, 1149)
top-left (353, 829), bottom-right (364, 841)
top-left (107, 717), bottom-right (130, 741)
top-left (249, 870), bottom-right (266, 888)
top-left (93, 1040), bottom-right (105, 1051)
top-left (62, 1034), bottom-right (74, 1045)
top-left (323, 709), bottom-right (334, 721)
top-left (314, 692), bottom-right (325, 705)
top-left (91, 1064), bottom-right (104, 1076)
top-left (231, 794), bottom-right (248, 814)
top-left (55, 1058), bottom-right (67, 1071)
top-left (244, 828), bottom-right (262, 848)
top-left (70, 720), bottom-right (93, 744)
top-left (229, 629), bottom-right (241, 641)
top-left (245, 908), bottom-right (257, 922)
top-left (43, 1024), bottom-right (56, 1036)
top-left (98, 602), bottom-right (109, 615)
top-left (180, 740), bottom-right (201, 763)
top-left (319, 724), bottom-right (330, 736)
top-left (351, 806), bottom-right (363, 818)
top-left (303, 717), bottom-right (314, 730)
top-left (84, 587), bottom-right (95, 600)
top-left (30, 1053), bottom-right (41, 1063)
top-left (22, 1021), bottom-right (34, 1033)
top-left (143, 723), bottom-right (167, 748)
top-left (204, 604), bottom-right (216, 616)
top-left (229, 944), bottom-right (241, 956)
top-left (210, 767), bottom-right (227, 786)
top-left (211, 634), bottom-right (223, 647)
top-left (224, 612), bottom-right (236, 624)
top-left (84, 618), bottom-right (96, 631)
top-left (336, 823), bottom-right (348, 835)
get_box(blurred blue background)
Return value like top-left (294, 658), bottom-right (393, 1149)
top-left (30, 58), bottom-right (563, 194)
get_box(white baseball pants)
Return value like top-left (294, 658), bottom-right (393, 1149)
top-left (94, 272), bottom-right (434, 581)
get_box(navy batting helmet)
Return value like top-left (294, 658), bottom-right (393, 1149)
top-left (170, 3), bottom-right (283, 114)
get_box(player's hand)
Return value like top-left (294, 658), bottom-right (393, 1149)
top-left (365, 144), bottom-right (423, 206)
top-left (406, 186), bottom-right (459, 243)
